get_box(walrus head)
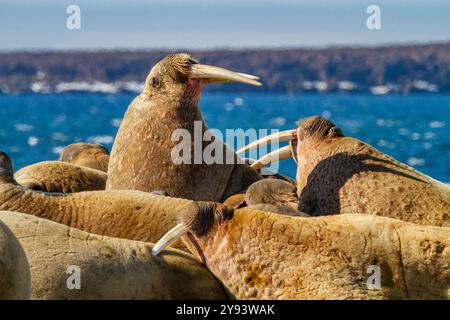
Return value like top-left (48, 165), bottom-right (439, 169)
top-left (142, 53), bottom-right (261, 102)
top-left (296, 116), bottom-right (344, 142)
top-left (151, 201), bottom-right (234, 261)
top-left (236, 116), bottom-right (344, 170)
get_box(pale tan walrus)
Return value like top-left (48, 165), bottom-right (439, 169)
top-left (15, 161), bottom-right (107, 193)
top-left (107, 53), bottom-right (262, 201)
top-left (153, 202), bottom-right (450, 300)
top-left (0, 211), bottom-right (227, 299)
top-left (239, 116), bottom-right (450, 227)
top-left (0, 151), bottom-right (190, 249)
top-left (14, 142), bottom-right (109, 193)
top-left (0, 218), bottom-right (31, 299)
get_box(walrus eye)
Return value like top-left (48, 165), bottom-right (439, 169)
top-left (151, 77), bottom-right (161, 88)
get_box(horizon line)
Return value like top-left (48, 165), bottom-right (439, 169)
top-left (1, 40), bottom-right (449, 54)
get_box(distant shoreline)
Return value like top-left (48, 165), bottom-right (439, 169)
top-left (1, 42), bottom-right (450, 95)
top-left (2, 40), bottom-right (449, 54)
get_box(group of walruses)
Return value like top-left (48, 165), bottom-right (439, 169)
top-left (0, 54), bottom-right (449, 300)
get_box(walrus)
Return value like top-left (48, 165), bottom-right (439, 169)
top-left (60, 142), bottom-right (110, 172)
top-left (14, 142), bottom-right (109, 193)
top-left (0, 211), bottom-right (227, 300)
top-left (239, 116), bottom-right (450, 227)
top-left (15, 161), bottom-right (107, 193)
top-left (153, 202), bottom-right (450, 299)
top-left (223, 158), bottom-right (298, 214)
top-left (0, 217), bottom-right (31, 299)
top-left (0, 151), bottom-right (191, 249)
top-left (107, 53), bottom-right (262, 201)
top-left (244, 178), bottom-right (303, 216)
top-left (223, 179), bottom-right (304, 216)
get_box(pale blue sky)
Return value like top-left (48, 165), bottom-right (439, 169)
top-left (1, 0), bottom-right (449, 50)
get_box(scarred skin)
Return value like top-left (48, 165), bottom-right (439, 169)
top-left (1, 211), bottom-right (227, 300)
top-left (178, 203), bottom-right (450, 300)
top-left (15, 161), bottom-right (107, 193)
top-left (294, 116), bottom-right (450, 227)
top-left (107, 54), bottom-right (261, 201)
top-left (0, 152), bottom-right (190, 250)
top-left (0, 217), bottom-right (31, 299)
top-left (60, 142), bottom-right (110, 172)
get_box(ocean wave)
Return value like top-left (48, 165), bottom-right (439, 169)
top-left (87, 135), bottom-right (114, 144)
top-left (407, 157), bottom-right (425, 166)
top-left (14, 123), bottom-right (34, 132)
top-left (28, 81), bottom-right (146, 94)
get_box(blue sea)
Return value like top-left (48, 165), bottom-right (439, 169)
top-left (0, 93), bottom-right (449, 182)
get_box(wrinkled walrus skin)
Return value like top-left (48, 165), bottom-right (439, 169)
top-left (0, 186), bottom-right (192, 250)
top-left (294, 116), bottom-right (450, 227)
top-left (0, 151), bottom-right (191, 250)
top-left (177, 203), bottom-right (450, 300)
top-left (15, 161), bottom-right (107, 193)
top-left (107, 54), bottom-right (261, 201)
top-left (0, 211), bottom-right (227, 300)
top-left (0, 218), bottom-right (31, 299)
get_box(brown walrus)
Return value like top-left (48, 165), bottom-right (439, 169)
top-left (1, 211), bottom-right (227, 300)
top-left (239, 116), bottom-right (450, 227)
top-left (153, 202), bottom-right (450, 299)
top-left (15, 161), bottom-right (107, 193)
top-left (107, 53), bottom-right (262, 201)
top-left (60, 142), bottom-right (110, 172)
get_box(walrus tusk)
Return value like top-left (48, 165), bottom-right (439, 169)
top-left (152, 223), bottom-right (188, 256)
top-left (236, 129), bottom-right (296, 155)
top-left (236, 72), bottom-right (260, 80)
top-left (190, 64), bottom-right (262, 86)
top-left (251, 145), bottom-right (292, 170)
